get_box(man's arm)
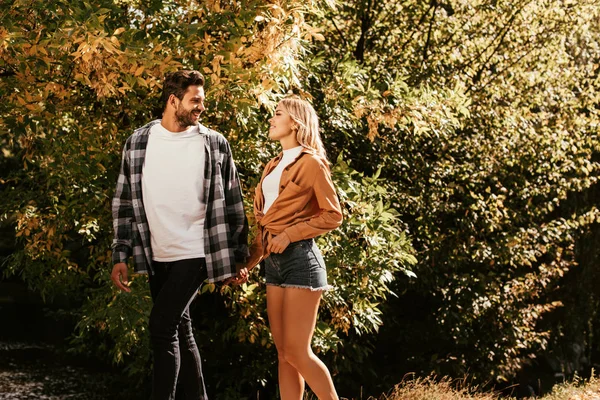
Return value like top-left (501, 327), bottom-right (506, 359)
top-left (111, 144), bottom-right (134, 292)
top-left (221, 138), bottom-right (249, 263)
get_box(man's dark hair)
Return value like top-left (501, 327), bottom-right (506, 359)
top-left (160, 70), bottom-right (205, 107)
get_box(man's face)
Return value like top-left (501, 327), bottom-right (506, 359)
top-left (174, 85), bottom-right (205, 128)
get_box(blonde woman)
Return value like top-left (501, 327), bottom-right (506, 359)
top-left (236, 96), bottom-right (343, 399)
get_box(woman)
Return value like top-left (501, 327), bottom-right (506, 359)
top-left (237, 96), bottom-right (343, 399)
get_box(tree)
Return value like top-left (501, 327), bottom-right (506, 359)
top-left (1, 0), bottom-right (416, 397)
top-left (303, 0), bottom-right (600, 392)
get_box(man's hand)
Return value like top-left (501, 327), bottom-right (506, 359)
top-left (111, 262), bottom-right (131, 292)
top-left (267, 232), bottom-right (291, 254)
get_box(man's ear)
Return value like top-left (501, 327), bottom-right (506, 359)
top-left (168, 94), bottom-right (177, 107)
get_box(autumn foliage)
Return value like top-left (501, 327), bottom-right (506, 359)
top-left (1, 0), bottom-right (600, 399)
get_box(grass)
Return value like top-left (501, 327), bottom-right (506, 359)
top-left (327, 373), bottom-right (600, 400)
top-left (378, 375), bottom-right (498, 400)
top-left (535, 374), bottom-right (600, 400)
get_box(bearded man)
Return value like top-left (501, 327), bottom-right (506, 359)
top-left (110, 70), bottom-right (248, 400)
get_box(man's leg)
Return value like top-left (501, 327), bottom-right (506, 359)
top-left (177, 266), bottom-right (208, 399)
top-left (148, 258), bottom-right (207, 400)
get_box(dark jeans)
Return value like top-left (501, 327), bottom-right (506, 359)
top-left (148, 257), bottom-right (208, 400)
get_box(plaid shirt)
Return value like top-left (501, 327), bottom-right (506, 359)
top-left (111, 120), bottom-right (248, 282)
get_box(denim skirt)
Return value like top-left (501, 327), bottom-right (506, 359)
top-left (264, 238), bottom-right (332, 291)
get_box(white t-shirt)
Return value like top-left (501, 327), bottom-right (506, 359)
top-left (142, 123), bottom-right (207, 261)
top-left (262, 146), bottom-right (304, 214)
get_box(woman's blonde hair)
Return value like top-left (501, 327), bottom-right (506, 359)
top-left (278, 96), bottom-right (327, 160)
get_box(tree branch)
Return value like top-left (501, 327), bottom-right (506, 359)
top-left (457, 0), bottom-right (530, 76)
top-left (327, 14), bottom-right (348, 51)
top-left (400, 3), bottom-right (435, 55)
top-left (354, 0), bottom-right (374, 63)
top-left (422, 2), bottom-right (438, 64)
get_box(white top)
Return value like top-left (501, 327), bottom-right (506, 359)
top-left (142, 123), bottom-right (207, 261)
top-left (262, 146), bottom-right (304, 214)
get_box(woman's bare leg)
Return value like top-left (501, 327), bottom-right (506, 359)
top-left (267, 285), bottom-right (305, 400)
top-left (281, 287), bottom-right (338, 400)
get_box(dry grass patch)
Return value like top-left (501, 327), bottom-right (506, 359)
top-left (372, 373), bottom-right (600, 400)
top-left (379, 375), bottom-right (500, 400)
top-left (537, 375), bottom-right (600, 400)
top-left (328, 374), bottom-right (600, 400)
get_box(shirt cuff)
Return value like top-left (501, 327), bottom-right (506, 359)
top-left (283, 225), bottom-right (303, 243)
top-left (112, 245), bottom-right (130, 265)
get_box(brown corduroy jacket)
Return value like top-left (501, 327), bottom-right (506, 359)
top-left (245, 148), bottom-right (343, 270)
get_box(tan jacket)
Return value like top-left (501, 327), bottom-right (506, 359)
top-left (245, 148), bottom-right (343, 270)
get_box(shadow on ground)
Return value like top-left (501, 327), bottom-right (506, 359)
top-left (0, 341), bottom-right (115, 400)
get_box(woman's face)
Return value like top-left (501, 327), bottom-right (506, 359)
top-left (268, 104), bottom-right (296, 142)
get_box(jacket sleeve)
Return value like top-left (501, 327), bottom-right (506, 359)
top-left (111, 144), bottom-right (133, 265)
top-left (283, 159), bottom-right (343, 242)
top-left (222, 139), bottom-right (249, 263)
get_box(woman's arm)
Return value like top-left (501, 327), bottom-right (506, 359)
top-left (282, 159), bottom-right (343, 243)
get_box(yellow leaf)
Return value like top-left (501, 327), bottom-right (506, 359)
top-left (76, 42), bottom-right (88, 53)
top-left (134, 66), bottom-right (145, 76)
top-left (137, 77), bottom-right (148, 87)
top-left (113, 27), bottom-right (126, 36)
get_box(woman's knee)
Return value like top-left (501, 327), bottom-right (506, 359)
top-left (281, 345), bottom-right (311, 369)
top-left (276, 351), bottom-right (288, 365)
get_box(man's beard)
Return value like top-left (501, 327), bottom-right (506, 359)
top-left (175, 105), bottom-right (199, 128)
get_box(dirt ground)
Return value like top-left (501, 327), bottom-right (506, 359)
top-left (0, 341), bottom-right (112, 400)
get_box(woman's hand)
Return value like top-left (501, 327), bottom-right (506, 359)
top-left (224, 264), bottom-right (249, 286)
top-left (235, 265), bottom-right (249, 284)
top-left (268, 232), bottom-right (291, 254)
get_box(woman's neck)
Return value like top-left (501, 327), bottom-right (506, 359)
top-left (279, 136), bottom-right (300, 150)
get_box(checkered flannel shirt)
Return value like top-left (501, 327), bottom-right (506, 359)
top-left (111, 120), bottom-right (248, 282)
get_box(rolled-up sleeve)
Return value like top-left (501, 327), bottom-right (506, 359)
top-left (111, 145), bottom-right (133, 265)
top-left (222, 139), bottom-right (249, 263)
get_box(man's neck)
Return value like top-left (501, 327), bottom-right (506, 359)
top-left (160, 114), bottom-right (193, 133)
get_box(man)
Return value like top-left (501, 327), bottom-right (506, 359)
top-left (110, 70), bottom-right (248, 400)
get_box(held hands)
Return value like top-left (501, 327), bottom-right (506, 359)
top-left (111, 262), bottom-right (131, 292)
top-left (224, 232), bottom-right (290, 287)
top-left (224, 263), bottom-right (249, 286)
